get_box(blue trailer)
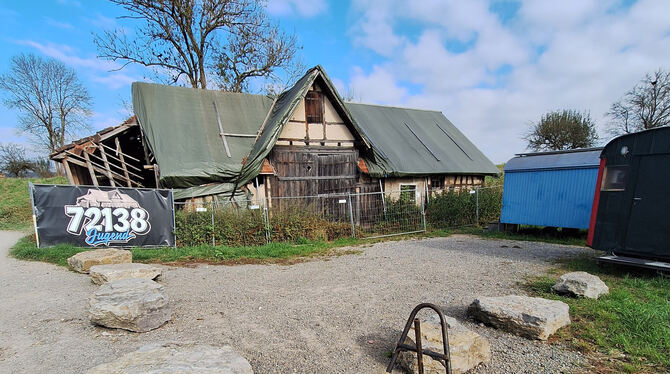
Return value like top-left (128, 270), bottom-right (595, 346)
top-left (500, 148), bottom-right (602, 229)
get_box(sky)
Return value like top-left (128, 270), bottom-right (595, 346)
top-left (0, 0), bottom-right (669, 163)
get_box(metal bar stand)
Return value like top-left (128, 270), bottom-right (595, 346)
top-left (386, 303), bottom-right (451, 374)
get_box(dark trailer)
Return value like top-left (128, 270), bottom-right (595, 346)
top-left (588, 126), bottom-right (670, 271)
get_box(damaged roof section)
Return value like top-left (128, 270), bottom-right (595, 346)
top-left (132, 82), bottom-right (274, 188)
top-left (50, 117), bottom-right (157, 188)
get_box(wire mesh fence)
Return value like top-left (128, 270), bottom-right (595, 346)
top-left (173, 185), bottom-right (503, 247)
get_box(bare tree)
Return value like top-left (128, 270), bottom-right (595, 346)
top-left (94, 0), bottom-right (302, 91)
top-left (0, 143), bottom-right (34, 177)
top-left (0, 54), bottom-right (92, 155)
top-left (607, 69), bottom-right (670, 136)
top-left (214, 12), bottom-right (301, 92)
top-left (524, 110), bottom-right (598, 151)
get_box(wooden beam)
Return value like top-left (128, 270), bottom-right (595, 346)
top-left (153, 164), bottom-right (160, 188)
top-left (102, 142), bottom-right (141, 163)
top-left (84, 150), bottom-right (145, 181)
top-left (66, 151), bottom-right (143, 187)
top-left (62, 158), bottom-right (75, 185)
top-left (115, 138), bottom-right (132, 187)
top-left (97, 146), bottom-right (116, 187)
top-left (82, 151), bottom-right (98, 186)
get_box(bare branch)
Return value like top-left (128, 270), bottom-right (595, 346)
top-left (0, 53), bottom-right (92, 155)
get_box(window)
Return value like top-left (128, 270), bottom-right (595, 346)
top-left (305, 91), bottom-right (323, 123)
top-left (430, 176), bottom-right (444, 189)
top-left (601, 165), bottom-right (627, 191)
top-left (400, 184), bottom-right (417, 203)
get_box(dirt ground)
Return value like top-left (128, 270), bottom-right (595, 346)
top-left (0, 231), bottom-right (594, 373)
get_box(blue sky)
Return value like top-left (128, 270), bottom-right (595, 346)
top-left (1, 0), bottom-right (669, 163)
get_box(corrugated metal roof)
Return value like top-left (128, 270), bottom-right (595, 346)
top-left (505, 148), bottom-right (602, 172)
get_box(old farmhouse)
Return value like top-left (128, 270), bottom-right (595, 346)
top-left (50, 66), bottom-right (499, 208)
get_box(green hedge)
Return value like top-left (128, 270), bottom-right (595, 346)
top-left (426, 187), bottom-right (502, 228)
top-left (175, 206), bottom-right (355, 247)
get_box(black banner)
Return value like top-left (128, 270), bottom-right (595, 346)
top-left (30, 184), bottom-right (175, 248)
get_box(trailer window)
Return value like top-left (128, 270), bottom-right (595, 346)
top-left (601, 165), bottom-right (627, 191)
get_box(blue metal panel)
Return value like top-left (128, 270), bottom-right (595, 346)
top-left (501, 168), bottom-right (599, 229)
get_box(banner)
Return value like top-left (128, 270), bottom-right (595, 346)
top-left (30, 184), bottom-right (175, 248)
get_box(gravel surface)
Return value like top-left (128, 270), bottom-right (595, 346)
top-left (0, 231), bottom-right (596, 373)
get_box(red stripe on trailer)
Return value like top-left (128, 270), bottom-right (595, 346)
top-left (587, 157), bottom-right (606, 247)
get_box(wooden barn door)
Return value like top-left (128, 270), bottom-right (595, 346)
top-left (269, 147), bottom-right (358, 221)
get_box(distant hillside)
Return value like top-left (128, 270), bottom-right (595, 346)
top-left (0, 177), bottom-right (67, 230)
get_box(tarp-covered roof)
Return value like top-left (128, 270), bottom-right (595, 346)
top-left (132, 66), bottom-right (499, 199)
top-left (132, 82), bottom-right (273, 189)
top-left (505, 148), bottom-right (603, 172)
top-left (346, 103), bottom-right (500, 177)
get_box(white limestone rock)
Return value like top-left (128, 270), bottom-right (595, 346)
top-left (86, 342), bottom-right (254, 373)
top-left (67, 249), bottom-right (132, 274)
top-left (552, 271), bottom-right (609, 299)
top-left (89, 278), bottom-right (171, 332)
top-left (468, 295), bottom-right (570, 340)
top-left (399, 314), bottom-right (491, 374)
top-left (89, 263), bottom-right (162, 285)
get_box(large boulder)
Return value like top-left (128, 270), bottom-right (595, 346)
top-left (67, 249), bottom-right (132, 273)
top-left (399, 314), bottom-right (491, 374)
top-left (86, 342), bottom-right (254, 374)
top-left (90, 263), bottom-right (162, 285)
top-left (468, 295), bottom-right (570, 340)
top-left (89, 278), bottom-right (171, 332)
top-left (552, 271), bottom-right (609, 299)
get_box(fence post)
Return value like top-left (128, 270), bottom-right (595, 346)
top-left (420, 190), bottom-right (427, 232)
top-left (210, 200), bottom-right (215, 246)
top-left (348, 192), bottom-right (356, 238)
top-left (262, 195), bottom-right (270, 244)
top-left (475, 187), bottom-right (480, 226)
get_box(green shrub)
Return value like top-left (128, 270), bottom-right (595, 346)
top-left (426, 187), bottom-right (502, 228)
top-left (175, 204), bottom-right (356, 247)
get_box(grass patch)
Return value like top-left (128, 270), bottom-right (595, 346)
top-left (454, 225), bottom-right (587, 246)
top-left (0, 176), bottom-right (67, 230)
top-left (9, 229), bottom-right (452, 267)
top-left (525, 256), bottom-right (670, 373)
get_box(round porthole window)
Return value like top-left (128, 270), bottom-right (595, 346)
top-left (620, 145), bottom-right (629, 156)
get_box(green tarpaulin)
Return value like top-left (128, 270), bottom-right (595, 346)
top-left (132, 66), bottom-right (499, 200)
top-left (346, 103), bottom-right (501, 177)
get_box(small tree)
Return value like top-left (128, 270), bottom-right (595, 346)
top-left (0, 143), bottom-right (34, 177)
top-left (607, 69), bottom-right (670, 136)
top-left (524, 110), bottom-right (598, 151)
top-left (94, 0), bottom-right (302, 91)
top-left (0, 53), bottom-right (92, 155)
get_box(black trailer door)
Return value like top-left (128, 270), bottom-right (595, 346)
top-left (623, 154), bottom-right (670, 261)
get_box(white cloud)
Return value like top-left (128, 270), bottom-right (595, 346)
top-left (267, 0), bottom-right (327, 18)
top-left (16, 40), bottom-right (119, 71)
top-left (44, 17), bottom-right (74, 30)
top-left (344, 0), bottom-right (670, 163)
top-left (349, 66), bottom-right (407, 104)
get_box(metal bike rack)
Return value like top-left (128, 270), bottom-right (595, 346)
top-left (386, 303), bottom-right (451, 374)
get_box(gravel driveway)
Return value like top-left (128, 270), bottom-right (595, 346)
top-left (0, 231), bottom-right (595, 373)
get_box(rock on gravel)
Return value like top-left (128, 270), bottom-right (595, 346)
top-left (89, 263), bottom-right (162, 285)
top-left (468, 295), bottom-right (570, 340)
top-left (67, 249), bottom-right (132, 273)
top-left (86, 342), bottom-right (253, 374)
top-left (89, 278), bottom-right (171, 332)
top-left (552, 271), bottom-right (609, 299)
top-left (399, 314), bottom-right (491, 374)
